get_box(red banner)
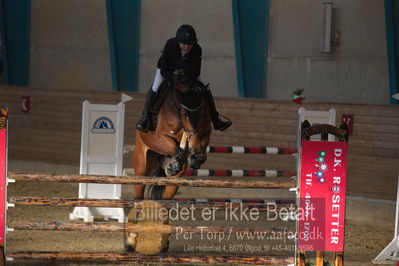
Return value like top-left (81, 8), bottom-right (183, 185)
top-left (298, 140), bottom-right (348, 252)
top-left (0, 129), bottom-right (6, 246)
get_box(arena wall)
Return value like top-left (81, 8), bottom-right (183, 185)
top-left (28, 0), bottom-right (237, 96)
top-left (2, 86), bottom-right (399, 201)
top-left (26, 0), bottom-right (389, 104)
top-left (29, 0), bottom-right (113, 91)
top-left (267, 0), bottom-right (388, 104)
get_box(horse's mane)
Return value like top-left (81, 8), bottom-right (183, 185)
top-left (149, 79), bottom-right (207, 133)
top-left (149, 80), bottom-right (186, 132)
top-left (152, 80), bottom-right (203, 116)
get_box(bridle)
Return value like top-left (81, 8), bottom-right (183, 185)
top-left (170, 85), bottom-right (205, 136)
top-left (179, 101), bottom-right (201, 150)
top-left (180, 100), bottom-right (203, 112)
top-left (180, 97), bottom-right (204, 134)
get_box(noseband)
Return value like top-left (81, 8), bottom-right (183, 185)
top-left (183, 127), bottom-right (197, 135)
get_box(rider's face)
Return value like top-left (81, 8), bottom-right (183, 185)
top-left (179, 43), bottom-right (193, 54)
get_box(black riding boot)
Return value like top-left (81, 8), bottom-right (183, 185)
top-left (136, 89), bottom-right (156, 132)
top-left (205, 89), bottom-right (232, 131)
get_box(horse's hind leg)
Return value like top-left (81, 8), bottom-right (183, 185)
top-left (162, 186), bottom-right (178, 200)
top-left (144, 166), bottom-right (165, 199)
top-left (162, 166), bottom-right (187, 200)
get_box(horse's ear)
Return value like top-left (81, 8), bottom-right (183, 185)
top-left (197, 82), bottom-right (209, 93)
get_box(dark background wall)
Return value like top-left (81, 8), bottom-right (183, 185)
top-left (0, 0), bottom-right (394, 103)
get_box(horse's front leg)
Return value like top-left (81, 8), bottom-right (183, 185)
top-left (163, 145), bottom-right (189, 200)
top-left (163, 162), bottom-right (187, 200)
top-left (188, 151), bottom-right (207, 169)
top-left (165, 147), bottom-right (188, 176)
top-left (188, 133), bottom-right (210, 169)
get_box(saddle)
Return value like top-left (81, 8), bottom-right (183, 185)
top-left (151, 81), bottom-right (172, 116)
top-left (147, 81), bottom-right (172, 131)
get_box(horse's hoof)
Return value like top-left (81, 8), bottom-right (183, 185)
top-left (189, 153), bottom-right (207, 169)
top-left (126, 201), bottom-right (170, 255)
top-left (160, 240), bottom-right (170, 253)
top-left (166, 161), bottom-right (181, 176)
top-left (125, 244), bottom-right (135, 253)
top-left (126, 232), bottom-right (138, 252)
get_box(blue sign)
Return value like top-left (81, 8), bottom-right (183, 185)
top-left (91, 117), bottom-right (116, 134)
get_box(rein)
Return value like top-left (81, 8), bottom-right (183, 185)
top-left (180, 100), bottom-right (203, 112)
top-left (180, 93), bottom-right (204, 136)
top-left (169, 82), bottom-right (206, 137)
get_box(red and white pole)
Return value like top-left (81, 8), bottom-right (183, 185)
top-left (0, 112), bottom-right (7, 264)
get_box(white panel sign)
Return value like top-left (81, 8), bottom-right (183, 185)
top-left (70, 99), bottom-right (127, 223)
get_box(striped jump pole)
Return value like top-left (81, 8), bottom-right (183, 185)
top-left (124, 145), bottom-right (297, 155)
top-left (0, 115), bottom-right (6, 265)
top-left (123, 168), bottom-right (297, 178)
top-left (184, 169), bottom-right (296, 178)
top-left (206, 146), bottom-right (297, 154)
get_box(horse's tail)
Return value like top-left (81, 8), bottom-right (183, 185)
top-left (143, 166), bottom-right (165, 200)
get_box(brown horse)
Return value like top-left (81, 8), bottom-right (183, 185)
top-left (133, 73), bottom-right (212, 200)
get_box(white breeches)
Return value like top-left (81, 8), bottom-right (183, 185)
top-left (151, 68), bottom-right (208, 92)
top-left (151, 68), bottom-right (164, 92)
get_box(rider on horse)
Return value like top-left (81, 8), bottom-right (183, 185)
top-left (136, 24), bottom-right (232, 133)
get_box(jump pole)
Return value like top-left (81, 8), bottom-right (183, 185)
top-left (9, 221), bottom-right (293, 235)
top-left (123, 168), bottom-right (297, 178)
top-left (8, 196), bottom-right (294, 210)
top-left (0, 111), bottom-right (8, 265)
top-left (8, 173), bottom-right (294, 189)
top-left (124, 144), bottom-right (297, 155)
top-left (7, 251), bottom-right (294, 265)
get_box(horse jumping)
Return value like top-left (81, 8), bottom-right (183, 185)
top-left (133, 71), bottom-right (212, 200)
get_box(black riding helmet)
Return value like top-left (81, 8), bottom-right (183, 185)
top-left (176, 24), bottom-right (197, 45)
